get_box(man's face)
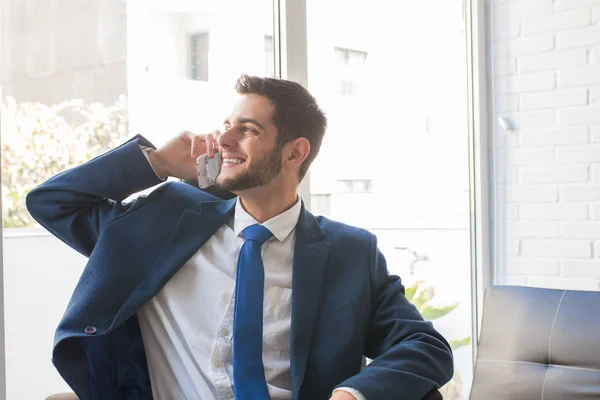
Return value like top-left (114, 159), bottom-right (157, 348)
top-left (215, 94), bottom-right (283, 192)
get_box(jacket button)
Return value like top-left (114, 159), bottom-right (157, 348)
top-left (84, 326), bottom-right (97, 334)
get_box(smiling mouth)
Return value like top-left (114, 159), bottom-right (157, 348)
top-left (223, 157), bottom-right (245, 165)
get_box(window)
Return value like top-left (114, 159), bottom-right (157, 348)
top-left (1, 1), bottom-right (275, 398)
top-left (307, 0), bottom-right (473, 397)
top-left (190, 32), bottom-right (210, 81)
top-left (336, 179), bottom-right (372, 193)
top-left (264, 35), bottom-right (275, 77)
top-left (333, 47), bottom-right (367, 96)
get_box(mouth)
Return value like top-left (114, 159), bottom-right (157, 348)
top-left (222, 156), bottom-right (246, 166)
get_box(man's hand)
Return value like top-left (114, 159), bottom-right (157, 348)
top-left (330, 390), bottom-right (358, 400)
top-left (147, 130), bottom-right (220, 180)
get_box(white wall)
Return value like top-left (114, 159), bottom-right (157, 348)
top-left (489, 0), bottom-right (600, 290)
top-left (3, 230), bottom-right (85, 400)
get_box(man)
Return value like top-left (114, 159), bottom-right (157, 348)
top-left (27, 75), bottom-right (453, 400)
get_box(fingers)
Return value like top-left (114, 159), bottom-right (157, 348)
top-left (204, 130), bottom-right (221, 158)
top-left (190, 134), bottom-right (203, 159)
top-left (187, 130), bottom-right (221, 159)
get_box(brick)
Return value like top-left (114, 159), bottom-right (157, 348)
top-left (559, 107), bottom-right (600, 125)
top-left (519, 203), bottom-right (588, 220)
top-left (495, 134), bottom-right (519, 149)
top-left (504, 110), bottom-right (558, 130)
top-left (496, 0), bottom-right (554, 19)
top-left (555, 145), bottom-right (600, 163)
top-left (503, 203), bottom-right (519, 220)
top-left (527, 276), bottom-right (598, 291)
top-left (496, 166), bottom-right (518, 183)
top-left (519, 166), bottom-right (588, 184)
top-left (494, 35), bottom-right (554, 59)
top-left (519, 127), bottom-right (589, 147)
top-left (591, 164), bottom-right (600, 182)
top-left (506, 148), bottom-right (555, 166)
top-left (504, 221), bottom-right (561, 237)
top-left (592, 203), bottom-right (600, 220)
top-left (592, 47), bottom-right (600, 64)
top-left (496, 73), bottom-right (555, 94)
top-left (494, 94), bottom-right (520, 112)
top-left (503, 184), bottom-right (558, 202)
top-left (520, 88), bottom-right (587, 111)
top-left (505, 237), bottom-right (520, 255)
top-left (492, 58), bottom-right (518, 77)
top-left (495, 133), bottom-right (519, 148)
top-left (505, 258), bottom-right (559, 275)
top-left (507, 167), bottom-right (518, 183)
top-left (596, 240), bottom-right (600, 257)
top-left (522, 240), bottom-right (592, 257)
top-left (520, 49), bottom-right (587, 73)
top-left (492, 21), bottom-right (521, 40)
top-left (557, 27), bottom-right (600, 49)
top-left (502, 274), bottom-right (529, 285)
top-left (522, 9), bottom-right (591, 35)
top-left (556, 0), bottom-right (600, 10)
top-left (562, 222), bottom-right (600, 238)
top-left (487, 0), bottom-right (517, 5)
top-left (593, 8), bottom-right (600, 23)
top-left (561, 260), bottom-right (600, 278)
top-left (593, 126), bottom-right (600, 142)
top-left (562, 185), bottom-right (600, 201)
top-left (591, 87), bottom-right (600, 104)
top-left (559, 66), bottom-right (600, 87)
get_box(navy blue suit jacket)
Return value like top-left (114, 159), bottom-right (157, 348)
top-left (26, 136), bottom-right (453, 400)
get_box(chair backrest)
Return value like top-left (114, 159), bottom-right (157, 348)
top-left (470, 285), bottom-right (600, 399)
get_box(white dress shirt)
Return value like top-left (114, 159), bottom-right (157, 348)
top-left (138, 149), bottom-right (364, 399)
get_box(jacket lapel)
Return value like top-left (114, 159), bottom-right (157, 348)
top-left (290, 205), bottom-right (330, 399)
top-left (111, 198), bottom-right (237, 329)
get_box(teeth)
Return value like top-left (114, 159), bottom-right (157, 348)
top-left (224, 158), bottom-right (244, 164)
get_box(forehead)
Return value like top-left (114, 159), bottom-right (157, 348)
top-left (229, 94), bottom-right (275, 126)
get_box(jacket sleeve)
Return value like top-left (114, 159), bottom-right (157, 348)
top-left (335, 235), bottom-right (454, 399)
top-left (26, 134), bottom-right (166, 257)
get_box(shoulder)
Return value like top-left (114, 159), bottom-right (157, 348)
top-left (164, 181), bottom-right (223, 202)
top-left (316, 215), bottom-right (375, 247)
top-left (133, 181), bottom-right (224, 211)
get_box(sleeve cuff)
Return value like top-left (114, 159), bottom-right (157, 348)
top-left (334, 387), bottom-right (367, 400)
top-left (139, 145), bottom-right (166, 181)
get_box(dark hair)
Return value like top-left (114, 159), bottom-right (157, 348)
top-left (235, 74), bottom-right (327, 181)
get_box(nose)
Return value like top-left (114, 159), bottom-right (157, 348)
top-left (216, 128), bottom-right (235, 149)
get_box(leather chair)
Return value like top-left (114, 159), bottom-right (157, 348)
top-left (470, 285), bottom-right (600, 399)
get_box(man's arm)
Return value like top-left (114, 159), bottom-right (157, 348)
top-left (26, 135), bottom-right (166, 257)
top-left (27, 131), bottom-right (219, 257)
top-left (335, 235), bottom-right (454, 399)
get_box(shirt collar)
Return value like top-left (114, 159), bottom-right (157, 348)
top-left (233, 196), bottom-right (302, 242)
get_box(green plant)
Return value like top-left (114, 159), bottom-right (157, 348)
top-left (405, 280), bottom-right (471, 400)
top-left (1, 96), bottom-right (130, 228)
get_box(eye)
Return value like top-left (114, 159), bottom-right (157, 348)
top-left (245, 126), bottom-right (259, 134)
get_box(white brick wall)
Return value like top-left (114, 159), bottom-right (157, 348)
top-left (489, 0), bottom-right (600, 291)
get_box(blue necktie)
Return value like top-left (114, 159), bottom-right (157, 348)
top-left (233, 224), bottom-right (273, 399)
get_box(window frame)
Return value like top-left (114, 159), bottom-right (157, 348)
top-left (0, 0), bottom-right (490, 395)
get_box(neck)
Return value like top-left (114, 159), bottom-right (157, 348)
top-left (234, 180), bottom-right (299, 223)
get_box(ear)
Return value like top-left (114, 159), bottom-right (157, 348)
top-left (283, 138), bottom-right (311, 171)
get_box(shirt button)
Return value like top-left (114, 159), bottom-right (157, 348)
top-left (220, 327), bottom-right (230, 337)
top-left (213, 360), bottom-right (222, 369)
top-left (84, 326), bottom-right (97, 334)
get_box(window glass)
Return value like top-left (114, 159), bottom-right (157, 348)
top-left (306, 0), bottom-right (473, 398)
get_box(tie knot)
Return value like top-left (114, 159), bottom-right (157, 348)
top-left (242, 224), bottom-right (273, 245)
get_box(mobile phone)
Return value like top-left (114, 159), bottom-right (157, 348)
top-left (196, 152), bottom-right (222, 189)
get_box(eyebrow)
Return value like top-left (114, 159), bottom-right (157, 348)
top-left (223, 117), bottom-right (266, 132)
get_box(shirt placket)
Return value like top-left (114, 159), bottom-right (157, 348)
top-left (211, 289), bottom-right (236, 400)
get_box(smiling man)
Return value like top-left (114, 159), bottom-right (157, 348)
top-left (27, 75), bottom-right (453, 400)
